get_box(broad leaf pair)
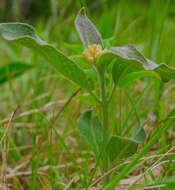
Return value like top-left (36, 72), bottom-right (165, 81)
top-left (77, 111), bottom-right (146, 163)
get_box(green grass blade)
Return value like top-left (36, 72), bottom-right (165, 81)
top-left (0, 62), bottom-right (34, 84)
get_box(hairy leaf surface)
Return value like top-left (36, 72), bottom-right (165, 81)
top-left (75, 8), bottom-right (103, 48)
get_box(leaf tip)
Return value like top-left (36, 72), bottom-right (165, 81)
top-left (79, 7), bottom-right (86, 16)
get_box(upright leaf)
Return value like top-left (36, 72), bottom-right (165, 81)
top-left (0, 23), bottom-right (91, 91)
top-left (77, 111), bottom-right (103, 156)
top-left (107, 135), bottom-right (138, 162)
top-left (0, 62), bottom-right (34, 84)
top-left (75, 7), bottom-right (103, 48)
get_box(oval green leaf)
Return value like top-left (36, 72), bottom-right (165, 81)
top-left (77, 110), bottom-right (103, 156)
top-left (107, 135), bottom-right (138, 162)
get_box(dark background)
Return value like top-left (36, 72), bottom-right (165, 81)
top-left (2, 0), bottom-right (172, 23)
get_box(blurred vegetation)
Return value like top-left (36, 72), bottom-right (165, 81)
top-left (1, 0), bottom-right (175, 22)
top-left (1, 0), bottom-right (175, 189)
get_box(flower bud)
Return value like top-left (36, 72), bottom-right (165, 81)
top-left (82, 44), bottom-right (106, 63)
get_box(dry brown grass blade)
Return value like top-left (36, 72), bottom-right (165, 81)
top-left (52, 87), bottom-right (81, 125)
top-left (0, 100), bottom-right (66, 126)
top-left (24, 88), bottom-right (81, 168)
top-left (0, 105), bottom-right (20, 190)
top-left (0, 88), bottom-right (81, 126)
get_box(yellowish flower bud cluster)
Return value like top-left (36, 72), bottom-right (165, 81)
top-left (82, 44), bottom-right (106, 63)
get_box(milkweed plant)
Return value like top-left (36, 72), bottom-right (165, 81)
top-left (0, 7), bottom-right (175, 190)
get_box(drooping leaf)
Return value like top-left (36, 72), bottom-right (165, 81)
top-left (0, 62), bottom-right (34, 84)
top-left (106, 135), bottom-right (138, 162)
top-left (77, 110), bottom-right (103, 156)
top-left (97, 44), bottom-right (175, 82)
top-left (0, 23), bottom-right (91, 91)
top-left (110, 44), bottom-right (156, 70)
top-left (132, 125), bottom-right (146, 144)
top-left (75, 7), bottom-right (103, 48)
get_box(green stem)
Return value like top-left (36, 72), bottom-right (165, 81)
top-left (97, 69), bottom-right (109, 173)
top-left (107, 83), bottom-right (116, 103)
top-left (101, 75), bottom-right (109, 143)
